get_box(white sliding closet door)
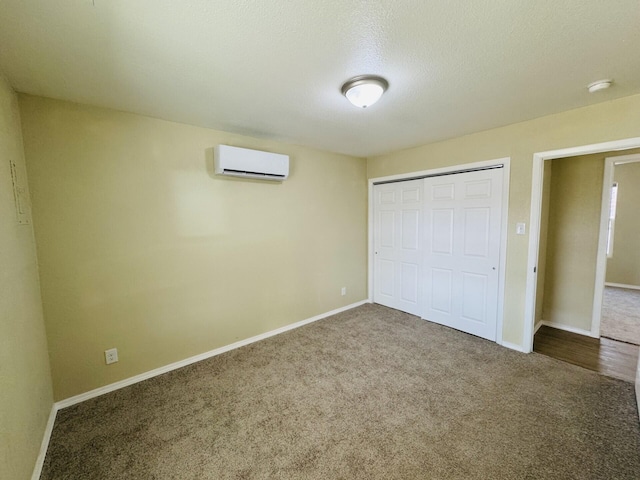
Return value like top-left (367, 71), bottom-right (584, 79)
top-left (422, 168), bottom-right (503, 341)
top-left (373, 180), bottom-right (423, 316)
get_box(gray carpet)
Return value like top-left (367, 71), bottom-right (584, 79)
top-left (601, 286), bottom-right (640, 345)
top-left (41, 304), bottom-right (640, 479)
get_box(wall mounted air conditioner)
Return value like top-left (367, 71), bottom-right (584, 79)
top-left (214, 145), bottom-right (289, 181)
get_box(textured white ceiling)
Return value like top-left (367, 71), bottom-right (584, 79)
top-left (1, 1), bottom-right (639, 157)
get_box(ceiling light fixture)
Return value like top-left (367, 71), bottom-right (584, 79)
top-left (341, 75), bottom-right (389, 108)
top-left (587, 79), bottom-right (612, 93)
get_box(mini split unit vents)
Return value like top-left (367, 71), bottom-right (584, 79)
top-left (214, 145), bottom-right (289, 181)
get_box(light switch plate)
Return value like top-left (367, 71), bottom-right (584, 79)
top-left (516, 223), bottom-right (526, 235)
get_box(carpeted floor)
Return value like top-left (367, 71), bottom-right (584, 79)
top-left (41, 304), bottom-right (640, 479)
top-left (601, 286), bottom-right (640, 345)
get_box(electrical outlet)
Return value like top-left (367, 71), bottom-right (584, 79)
top-left (105, 348), bottom-right (118, 365)
top-left (341, 287), bottom-right (347, 296)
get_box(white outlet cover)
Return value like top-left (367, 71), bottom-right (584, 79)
top-left (105, 348), bottom-right (118, 364)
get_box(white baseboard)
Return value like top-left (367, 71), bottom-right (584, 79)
top-left (56, 300), bottom-right (368, 410)
top-left (605, 282), bottom-right (640, 291)
top-left (534, 321), bottom-right (543, 334)
top-left (636, 382), bottom-right (640, 422)
top-left (636, 357), bottom-right (640, 420)
top-left (31, 404), bottom-right (57, 480)
top-left (540, 320), bottom-right (597, 338)
top-left (501, 341), bottom-right (525, 353)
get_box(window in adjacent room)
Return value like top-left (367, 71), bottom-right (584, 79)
top-left (606, 182), bottom-right (618, 258)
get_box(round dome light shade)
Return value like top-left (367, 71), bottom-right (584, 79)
top-left (587, 79), bottom-right (612, 93)
top-left (341, 75), bottom-right (389, 108)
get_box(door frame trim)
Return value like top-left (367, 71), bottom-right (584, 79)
top-left (524, 137), bottom-right (640, 353)
top-left (368, 157), bottom-right (511, 346)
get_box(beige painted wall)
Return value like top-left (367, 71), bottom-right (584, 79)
top-left (534, 161), bottom-right (552, 324)
top-left (541, 154), bottom-right (604, 331)
top-left (606, 160), bottom-right (640, 286)
top-left (0, 78), bottom-right (53, 479)
top-left (19, 95), bottom-right (368, 401)
top-left (368, 93), bottom-right (640, 346)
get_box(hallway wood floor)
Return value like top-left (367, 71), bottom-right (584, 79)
top-left (534, 325), bottom-right (639, 383)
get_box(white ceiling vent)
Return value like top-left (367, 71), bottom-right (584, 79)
top-left (214, 145), bottom-right (289, 181)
